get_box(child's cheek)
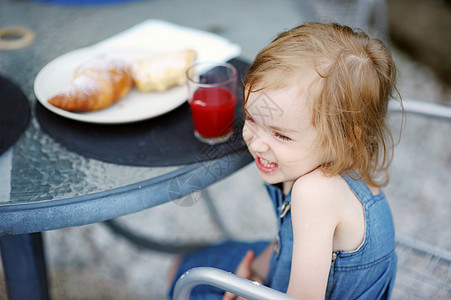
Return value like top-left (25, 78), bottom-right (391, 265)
top-left (242, 124), bottom-right (253, 146)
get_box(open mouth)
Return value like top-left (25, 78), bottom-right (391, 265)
top-left (256, 156), bottom-right (278, 173)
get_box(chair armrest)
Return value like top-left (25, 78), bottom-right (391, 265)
top-left (173, 267), bottom-right (298, 300)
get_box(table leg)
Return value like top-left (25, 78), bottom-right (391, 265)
top-left (0, 232), bottom-right (50, 300)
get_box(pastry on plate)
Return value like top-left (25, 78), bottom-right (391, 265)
top-left (48, 56), bottom-right (133, 112)
top-left (132, 49), bottom-right (197, 92)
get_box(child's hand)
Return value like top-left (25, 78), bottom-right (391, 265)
top-left (223, 250), bottom-right (263, 300)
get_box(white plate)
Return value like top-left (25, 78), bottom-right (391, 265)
top-left (34, 47), bottom-right (189, 124)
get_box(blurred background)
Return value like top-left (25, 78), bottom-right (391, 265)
top-left (0, 0), bottom-right (450, 299)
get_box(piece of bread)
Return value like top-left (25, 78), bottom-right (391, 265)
top-left (48, 56), bottom-right (133, 112)
top-left (132, 49), bottom-right (197, 92)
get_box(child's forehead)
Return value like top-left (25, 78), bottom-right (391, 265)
top-left (246, 85), bottom-right (306, 111)
top-left (245, 68), bottom-right (320, 107)
top-left (245, 83), bottom-right (316, 128)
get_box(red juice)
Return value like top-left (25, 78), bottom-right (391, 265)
top-left (189, 87), bottom-right (237, 138)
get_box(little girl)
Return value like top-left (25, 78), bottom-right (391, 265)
top-left (169, 22), bottom-right (399, 300)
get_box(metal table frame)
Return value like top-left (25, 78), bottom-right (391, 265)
top-left (0, 151), bottom-right (252, 299)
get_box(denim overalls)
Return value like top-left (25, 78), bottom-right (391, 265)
top-left (265, 172), bottom-right (397, 299)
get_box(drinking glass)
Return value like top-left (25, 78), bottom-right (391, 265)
top-left (186, 62), bottom-right (238, 145)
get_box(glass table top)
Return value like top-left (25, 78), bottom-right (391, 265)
top-left (0, 0), bottom-right (253, 234)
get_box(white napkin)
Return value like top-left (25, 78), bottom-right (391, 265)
top-left (93, 19), bottom-right (241, 62)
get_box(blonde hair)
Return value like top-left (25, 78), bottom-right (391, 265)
top-left (243, 23), bottom-right (399, 187)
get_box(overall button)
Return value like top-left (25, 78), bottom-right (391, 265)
top-left (280, 201), bottom-right (291, 218)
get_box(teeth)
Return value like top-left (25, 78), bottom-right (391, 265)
top-left (260, 157), bottom-right (277, 168)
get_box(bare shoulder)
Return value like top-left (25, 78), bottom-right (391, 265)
top-left (291, 169), bottom-right (348, 206)
top-left (289, 171), bottom-right (340, 221)
top-left (291, 170), bottom-right (367, 252)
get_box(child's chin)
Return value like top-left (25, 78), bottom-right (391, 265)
top-left (257, 173), bottom-right (281, 185)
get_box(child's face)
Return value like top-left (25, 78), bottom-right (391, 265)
top-left (243, 74), bottom-right (327, 192)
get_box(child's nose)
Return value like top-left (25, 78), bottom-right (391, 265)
top-left (246, 128), bottom-right (270, 153)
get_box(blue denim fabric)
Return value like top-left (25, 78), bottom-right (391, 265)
top-left (265, 173), bottom-right (397, 299)
top-left (264, 183), bottom-right (293, 291)
top-left (167, 240), bottom-right (270, 300)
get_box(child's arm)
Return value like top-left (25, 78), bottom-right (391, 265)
top-left (287, 173), bottom-right (341, 299)
top-left (250, 242), bottom-right (273, 280)
top-left (223, 243), bottom-right (273, 300)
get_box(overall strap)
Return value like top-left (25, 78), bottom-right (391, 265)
top-left (340, 171), bottom-right (374, 204)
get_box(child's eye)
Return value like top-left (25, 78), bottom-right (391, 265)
top-left (274, 132), bottom-right (291, 141)
top-left (244, 114), bottom-right (255, 123)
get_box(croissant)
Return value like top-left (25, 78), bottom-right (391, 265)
top-left (48, 56), bottom-right (133, 112)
